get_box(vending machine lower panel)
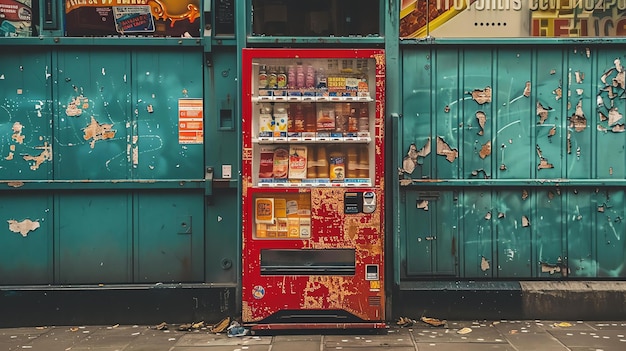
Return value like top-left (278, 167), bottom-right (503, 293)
top-left (242, 188), bottom-right (385, 330)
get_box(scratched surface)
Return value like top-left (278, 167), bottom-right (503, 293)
top-left (400, 47), bottom-right (626, 279)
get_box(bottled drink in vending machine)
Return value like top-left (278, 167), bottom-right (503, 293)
top-left (334, 103), bottom-right (348, 134)
top-left (268, 66), bottom-right (278, 89)
top-left (290, 104), bottom-right (305, 133)
top-left (347, 105), bottom-right (358, 134)
top-left (277, 66), bottom-right (287, 89)
top-left (287, 65), bottom-right (296, 89)
top-left (316, 145), bottom-right (329, 178)
top-left (258, 65), bottom-right (268, 89)
top-left (296, 63), bottom-right (305, 89)
top-left (306, 64), bottom-right (315, 89)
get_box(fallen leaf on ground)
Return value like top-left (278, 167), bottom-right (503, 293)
top-left (554, 322), bottom-right (572, 327)
top-left (457, 327), bottom-right (472, 334)
top-left (420, 316), bottom-right (446, 327)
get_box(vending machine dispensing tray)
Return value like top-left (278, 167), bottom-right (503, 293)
top-left (247, 309), bottom-right (387, 331)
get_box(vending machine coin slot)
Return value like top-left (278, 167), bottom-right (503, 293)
top-left (365, 264), bottom-right (379, 280)
top-left (344, 192), bottom-right (363, 214)
top-left (363, 191), bottom-right (376, 213)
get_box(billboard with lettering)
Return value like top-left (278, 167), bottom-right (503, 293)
top-left (65, 0), bottom-right (200, 37)
top-left (400, 0), bottom-right (626, 38)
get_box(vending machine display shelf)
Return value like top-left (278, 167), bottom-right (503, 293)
top-left (252, 96), bottom-right (373, 103)
top-left (256, 180), bottom-right (372, 188)
top-left (253, 137), bottom-right (371, 144)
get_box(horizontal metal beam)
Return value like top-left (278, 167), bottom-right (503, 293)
top-left (400, 179), bottom-right (626, 188)
top-left (0, 179), bottom-right (237, 191)
top-left (0, 37), bottom-right (205, 47)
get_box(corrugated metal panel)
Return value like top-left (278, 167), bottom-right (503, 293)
top-left (400, 46), bottom-right (626, 279)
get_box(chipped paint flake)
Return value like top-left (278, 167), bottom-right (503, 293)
top-left (469, 87), bottom-right (492, 105)
top-left (552, 86), bottom-right (562, 100)
top-left (608, 108), bottom-right (623, 126)
top-left (23, 142), bottom-right (52, 170)
top-left (475, 111), bottom-right (486, 136)
top-left (479, 141), bottom-right (491, 159)
top-left (523, 81), bottom-right (531, 97)
top-left (521, 216), bottom-right (530, 227)
top-left (480, 256), bottom-right (490, 271)
top-left (536, 102), bottom-right (552, 124)
top-left (83, 116), bottom-right (116, 149)
top-left (7, 219), bottom-right (40, 237)
top-left (568, 100), bottom-right (587, 132)
top-left (66, 95), bottom-right (88, 117)
top-left (436, 136), bottom-right (458, 163)
top-left (548, 126), bottom-right (556, 138)
top-left (538, 158), bottom-right (554, 170)
top-left (11, 122), bottom-right (24, 144)
top-left (417, 200), bottom-right (429, 211)
top-left (401, 144), bottom-right (418, 174)
top-left (575, 71), bottom-right (584, 83)
top-left (522, 189), bottom-right (529, 200)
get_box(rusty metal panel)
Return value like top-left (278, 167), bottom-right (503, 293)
top-left (55, 50), bottom-right (131, 180)
top-left (0, 50), bottom-right (53, 179)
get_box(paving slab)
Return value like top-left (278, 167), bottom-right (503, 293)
top-left (549, 329), bottom-right (626, 350)
top-left (323, 332), bottom-right (415, 348)
top-left (411, 322), bottom-right (507, 344)
top-left (414, 343), bottom-right (515, 351)
top-left (491, 320), bottom-right (569, 350)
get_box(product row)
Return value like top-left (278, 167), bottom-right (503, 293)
top-left (258, 144), bottom-right (371, 186)
top-left (255, 59), bottom-right (371, 98)
top-left (256, 102), bottom-right (371, 141)
top-left (254, 194), bottom-right (311, 239)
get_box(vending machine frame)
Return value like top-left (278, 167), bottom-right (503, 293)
top-left (242, 48), bottom-right (386, 330)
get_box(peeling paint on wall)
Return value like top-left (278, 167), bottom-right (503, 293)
top-left (536, 102), bottom-right (552, 124)
top-left (468, 87), bottom-right (492, 105)
top-left (521, 216), bottom-right (530, 227)
top-left (83, 116), bottom-right (116, 148)
top-left (523, 81), bottom-right (531, 97)
top-left (23, 142), bottom-right (52, 170)
top-left (476, 111), bottom-right (486, 136)
top-left (66, 95), bottom-right (88, 117)
top-left (401, 144), bottom-right (418, 174)
top-left (568, 100), bottom-right (587, 132)
top-left (7, 219), bottom-right (40, 237)
top-left (11, 122), bottom-right (24, 144)
top-left (480, 256), bottom-right (490, 271)
top-left (417, 200), bottom-right (429, 211)
top-left (436, 136), bottom-right (458, 162)
top-left (479, 141), bottom-right (491, 159)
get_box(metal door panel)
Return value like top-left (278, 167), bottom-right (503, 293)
top-left (0, 50), bottom-right (52, 179)
top-left (495, 190), bottom-right (532, 277)
top-left (0, 194), bottom-right (52, 284)
top-left (401, 49), bottom-right (432, 180)
top-left (565, 50), bottom-right (593, 179)
top-left (55, 50), bottom-right (130, 180)
top-left (405, 190), bottom-right (433, 275)
top-left (595, 52), bottom-right (626, 178)
top-left (434, 48), bottom-right (460, 179)
top-left (595, 189), bottom-right (626, 277)
top-left (567, 190), bottom-right (597, 277)
top-left (433, 191), bottom-right (457, 275)
top-left (534, 188), bottom-right (565, 278)
top-left (135, 192), bottom-right (204, 282)
top-left (57, 193), bottom-right (131, 284)
top-left (461, 190), bottom-right (494, 278)
top-left (133, 51), bottom-right (204, 179)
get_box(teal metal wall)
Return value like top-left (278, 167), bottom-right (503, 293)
top-left (0, 44), bottom-right (239, 288)
top-left (398, 45), bottom-right (626, 279)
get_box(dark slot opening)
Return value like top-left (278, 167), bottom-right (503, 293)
top-left (261, 248), bottom-right (355, 275)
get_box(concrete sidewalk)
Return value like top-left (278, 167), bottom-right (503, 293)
top-left (1, 320), bottom-right (626, 350)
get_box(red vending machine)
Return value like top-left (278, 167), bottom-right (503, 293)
top-left (241, 48), bottom-right (385, 330)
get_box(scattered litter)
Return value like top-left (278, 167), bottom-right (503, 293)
top-left (192, 321), bottom-right (205, 329)
top-left (396, 317), bottom-right (416, 327)
top-left (153, 322), bottom-right (168, 330)
top-left (178, 323), bottom-right (193, 331)
top-left (554, 322), bottom-right (573, 327)
top-left (457, 327), bottom-right (472, 334)
top-left (210, 317), bottom-right (231, 333)
top-left (228, 326), bottom-right (248, 337)
top-left (69, 327), bottom-right (79, 332)
top-left (420, 316), bottom-right (446, 327)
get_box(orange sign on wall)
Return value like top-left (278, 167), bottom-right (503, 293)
top-left (178, 98), bottom-right (203, 144)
